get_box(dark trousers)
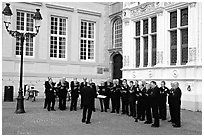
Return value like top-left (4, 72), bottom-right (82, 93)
top-left (82, 106), bottom-right (93, 122)
top-left (145, 101), bottom-right (152, 122)
top-left (59, 94), bottom-right (67, 110)
top-left (129, 101), bottom-right (136, 117)
top-left (70, 97), bottom-right (78, 111)
top-left (169, 103), bottom-right (174, 122)
top-left (121, 98), bottom-right (129, 114)
top-left (111, 96), bottom-right (116, 112)
top-left (151, 104), bottom-right (160, 126)
top-left (99, 98), bottom-right (108, 111)
top-left (137, 99), bottom-right (145, 120)
top-left (44, 97), bottom-right (48, 108)
top-left (172, 104), bottom-right (181, 126)
top-left (159, 101), bottom-right (167, 120)
top-left (47, 95), bottom-right (55, 111)
top-left (106, 96), bottom-right (110, 109)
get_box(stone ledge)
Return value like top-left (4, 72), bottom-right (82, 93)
top-left (45, 3), bottom-right (74, 12)
top-left (77, 9), bottom-right (102, 17)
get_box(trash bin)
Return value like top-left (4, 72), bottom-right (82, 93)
top-left (4, 86), bottom-right (14, 102)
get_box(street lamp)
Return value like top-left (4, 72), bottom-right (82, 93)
top-left (2, 3), bottom-right (43, 114)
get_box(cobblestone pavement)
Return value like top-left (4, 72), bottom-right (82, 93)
top-left (2, 98), bottom-right (202, 135)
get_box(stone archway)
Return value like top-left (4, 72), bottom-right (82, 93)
top-left (110, 53), bottom-right (123, 79)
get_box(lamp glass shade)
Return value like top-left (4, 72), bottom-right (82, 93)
top-left (4, 15), bottom-right (11, 24)
top-left (34, 19), bottom-right (41, 27)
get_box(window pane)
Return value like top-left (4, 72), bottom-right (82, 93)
top-left (59, 37), bottom-right (66, 58)
top-left (170, 11), bottom-right (177, 29)
top-left (50, 36), bottom-right (57, 58)
top-left (136, 21), bottom-right (140, 36)
top-left (16, 37), bottom-right (21, 55)
top-left (143, 37), bottom-right (148, 67)
top-left (81, 21), bottom-right (87, 38)
top-left (136, 38), bottom-right (140, 68)
top-left (181, 28), bottom-right (188, 64)
top-left (59, 18), bottom-right (66, 35)
top-left (170, 30), bottom-right (177, 65)
top-left (88, 40), bottom-right (94, 59)
top-left (143, 19), bottom-right (148, 35)
top-left (25, 35), bottom-right (34, 56)
top-left (151, 17), bottom-right (157, 33)
top-left (152, 35), bottom-right (157, 66)
top-left (114, 18), bottom-right (122, 48)
top-left (51, 17), bottom-right (58, 34)
top-left (181, 8), bottom-right (188, 26)
top-left (26, 13), bottom-right (34, 32)
top-left (80, 39), bottom-right (87, 60)
top-left (16, 11), bottom-right (24, 31)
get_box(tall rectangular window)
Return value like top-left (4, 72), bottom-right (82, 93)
top-left (143, 37), bottom-right (148, 67)
top-left (170, 11), bottom-right (177, 29)
top-left (136, 38), bottom-right (140, 68)
top-left (151, 17), bottom-right (157, 33)
top-left (181, 8), bottom-right (188, 26)
top-left (16, 11), bottom-right (34, 57)
top-left (80, 20), bottom-right (95, 61)
top-left (143, 19), bottom-right (148, 35)
top-left (170, 31), bottom-right (177, 65)
top-left (181, 28), bottom-right (188, 64)
top-left (136, 21), bottom-right (140, 36)
top-left (113, 18), bottom-right (122, 48)
top-left (152, 35), bottom-right (157, 66)
top-left (50, 16), bottom-right (67, 59)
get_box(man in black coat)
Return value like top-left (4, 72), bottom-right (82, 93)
top-left (121, 79), bottom-right (129, 115)
top-left (98, 82), bottom-right (108, 112)
top-left (128, 81), bottom-right (136, 117)
top-left (167, 82), bottom-right (175, 123)
top-left (144, 83), bottom-right (152, 124)
top-left (70, 78), bottom-right (80, 111)
top-left (159, 81), bottom-right (169, 120)
top-left (172, 82), bottom-right (182, 128)
top-left (57, 77), bottom-right (69, 110)
top-left (89, 79), bottom-right (97, 112)
top-left (80, 77), bottom-right (87, 109)
top-left (44, 77), bottom-right (56, 111)
top-left (81, 82), bottom-right (95, 124)
top-left (150, 81), bottom-right (160, 127)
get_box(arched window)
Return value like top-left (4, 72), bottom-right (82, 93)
top-left (113, 18), bottom-right (122, 48)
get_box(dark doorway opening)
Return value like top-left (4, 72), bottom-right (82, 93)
top-left (113, 54), bottom-right (122, 79)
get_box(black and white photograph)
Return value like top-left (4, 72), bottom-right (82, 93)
top-left (1, 1), bottom-right (202, 135)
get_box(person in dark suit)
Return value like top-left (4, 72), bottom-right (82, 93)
top-left (149, 81), bottom-right (160, 127)
top-left (57, 77), bottom-right (69, 110)
top-left (159, 81), bottom-right (169, 120)
top-left (98, 82), bottom-right (108, 112)
top-left (70, 78), bottom-right (80, 111)
top-left (137, 82), bottom-right (146, 121)
top-left (81, 82), bottom-right (95, 124)
top-left (134, 80), bottom-right (140, 122)
top-left (144, 83), bottom-right (152, 124)
top-left (167, 82), bottom-right (174, 123)
top-left (128, 81), bottom-right (136, 117)
top-left (80, 77), bottom-right (87, 109)
top-left (171, 82), bottom-right (182, 128)
top-left (89, 79), bottom-right (97, 112)
top-left (121, 79), bottom-right (129, 115)
top-left (44, 77), bottom-right (56, 111)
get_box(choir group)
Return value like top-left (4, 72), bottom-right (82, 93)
top-left (44, 77), bottom-right (182, 127)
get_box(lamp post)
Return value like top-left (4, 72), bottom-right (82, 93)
top-left (2, 3), bottom-right (43, 114)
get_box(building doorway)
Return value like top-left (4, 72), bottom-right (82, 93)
top-left (112, 54), bottom-right (122, 79)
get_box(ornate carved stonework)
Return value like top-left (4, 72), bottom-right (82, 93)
top-left (156, 51), bottom-right (163, 64)
top-left (131, 2), bottom-right (155, 17)
top-left (172, 70), bottom-right (178, 78)
top-left (189, 2), bottom-right (196, 8)
top-left (123, 56), bottom-right (126, 67)
top-left (189, 47), bottom-right (196, 62)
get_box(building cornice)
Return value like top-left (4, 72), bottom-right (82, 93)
top-left (77, 9), bottom-right (102, 17)
top-left (19, 2), bottom-right (43, 6)
top-left (45, 3), bottom-right (74, 12)
top-left (109, 11), bottom-right (122, 18)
